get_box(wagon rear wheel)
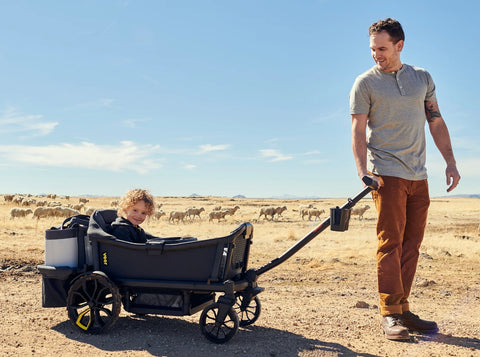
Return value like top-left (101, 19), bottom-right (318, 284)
top-left (199, 302), bottom-right (239, 343)
top-left (234, 295), bottom-right (261, 327)
top-left (66, 272), bottom-right (121, 334)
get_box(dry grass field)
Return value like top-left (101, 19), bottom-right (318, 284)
top-left (1, 192), bottom-right (479, 356)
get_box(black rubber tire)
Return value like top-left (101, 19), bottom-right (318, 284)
top-left (199, 302), bottom-right (239, 344)
top-left (234, 295), bottom-right (261, 327)
top-left (66, 272), bottom-right (121, 334)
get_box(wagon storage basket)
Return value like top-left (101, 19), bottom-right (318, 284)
top-left (44, 214), bottom-right (92, 268)
top-left (39, 214), bottom-right (91, 308)
top-left (37, 265), bottom-right (74, 307)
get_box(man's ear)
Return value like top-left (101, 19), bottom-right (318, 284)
top-left (396, 39), bottom-right (404, 52)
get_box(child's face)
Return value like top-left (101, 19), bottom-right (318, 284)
top-left (124, 200), bottom-right (148, 226)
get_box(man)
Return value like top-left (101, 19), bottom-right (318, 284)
top-left (350, 18), bottom-right (460, 340)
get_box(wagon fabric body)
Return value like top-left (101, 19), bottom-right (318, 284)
top-left (38, 209), bottom-right (262, 343)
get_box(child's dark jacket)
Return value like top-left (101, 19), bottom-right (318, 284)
top-left (110, 216), bottom-right (155, 243)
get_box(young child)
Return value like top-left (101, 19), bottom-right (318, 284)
top-left (110, 189), bottom-right (156, 243)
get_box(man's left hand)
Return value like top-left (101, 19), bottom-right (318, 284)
top-left (446, 163), bottom-right (460, 192)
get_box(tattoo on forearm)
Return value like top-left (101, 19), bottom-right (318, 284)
top-left (425, 103), bottom-right (442, 123)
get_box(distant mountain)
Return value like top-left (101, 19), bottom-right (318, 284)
top-left (233, 195), bottom-right (246, 199)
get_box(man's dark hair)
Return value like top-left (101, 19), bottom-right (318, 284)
top-left (369, 18), bottom-right (405, 44)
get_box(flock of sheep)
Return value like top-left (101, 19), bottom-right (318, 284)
top-left (4, 193), bottom-right (372, 223)
top-left (5, 194), bottom-right (92, 220)
top-left (165, 205), bottom-right (241, 223)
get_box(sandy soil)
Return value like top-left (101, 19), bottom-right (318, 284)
top-left (1, 194), bottom-right (479, 356)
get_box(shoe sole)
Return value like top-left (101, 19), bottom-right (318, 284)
top-left (384, 331), bottom-right (411, 341)
top-left (408, 328), bottom-right (439, 334)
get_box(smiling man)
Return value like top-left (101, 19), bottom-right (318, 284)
top-left (349, 18), bottom-right (460, 341)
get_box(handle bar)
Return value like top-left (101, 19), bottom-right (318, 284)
top-left (253, 176), bottom-right (378, 277)
top-left (362, 175), bottom-right (379, 191)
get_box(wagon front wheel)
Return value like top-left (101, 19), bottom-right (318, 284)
top-left (199, 302), bottom-right (239, 343)
top-left (234, 295), bottom-right (261, 327)
top-left (66, 272), bottom-right (121, 334)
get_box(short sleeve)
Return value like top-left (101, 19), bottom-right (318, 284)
top-left (349, 76), bottom-right (371, 115)
top-left (424, 70), bottom-right (437, 102)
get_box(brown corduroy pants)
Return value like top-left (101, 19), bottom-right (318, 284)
top-left (371, 176), bottom-right (430, 316)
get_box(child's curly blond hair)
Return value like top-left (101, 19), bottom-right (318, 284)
top-left (118, 189), bottom-right (155, 217)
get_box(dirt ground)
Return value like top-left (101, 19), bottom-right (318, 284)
top-left (1, 194), bottom-right (479, 356)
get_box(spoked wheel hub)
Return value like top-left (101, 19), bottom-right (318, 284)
top-left (199, 302), bottom-right (239, 343)
top-left (234, 294), bottom-right (261, 327)
top-left (66, 272), bottom-right (121, 334)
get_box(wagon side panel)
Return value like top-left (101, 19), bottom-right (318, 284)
top-left (93, 238), bottom-right (224, 282)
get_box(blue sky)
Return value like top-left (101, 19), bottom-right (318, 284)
top-left (1, 1), bottom-right (478, 198)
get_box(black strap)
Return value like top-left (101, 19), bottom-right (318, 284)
top-left (62, 214), bottom-right (90, 229)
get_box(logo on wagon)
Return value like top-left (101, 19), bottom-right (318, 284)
top-left (102, 252), bottom-right (108, 266)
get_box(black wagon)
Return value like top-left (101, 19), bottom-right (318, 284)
top-left (38, 177), bottom-right (377, 343)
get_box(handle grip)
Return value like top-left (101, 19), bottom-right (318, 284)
top-left (362, 176), bottom-right (379, 190)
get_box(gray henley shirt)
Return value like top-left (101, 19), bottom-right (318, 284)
top-left (349, 64), bottom-right (437, 180)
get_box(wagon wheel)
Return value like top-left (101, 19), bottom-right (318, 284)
top-left (66, 272), bottom-right (121, 334)
top-left (199, 302), bottom-right (239, 344)
top-left (234, 295), bottom-right (261, 327)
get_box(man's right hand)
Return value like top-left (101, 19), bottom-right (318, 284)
top-left (361, 174), bottom-right (382, 190)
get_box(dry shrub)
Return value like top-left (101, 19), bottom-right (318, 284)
top-left (306, 258), bottom-right (323, 268)
top-left (287, 230), bottom-right (296, 241)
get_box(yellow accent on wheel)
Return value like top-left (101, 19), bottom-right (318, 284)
top-left (76, 308), bottom-right (92, 330)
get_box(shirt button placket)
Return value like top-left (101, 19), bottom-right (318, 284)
top-left (397, 74), bottom-right (406, 96)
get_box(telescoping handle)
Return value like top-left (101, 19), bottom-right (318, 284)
top-left (362, 175), bottom-right (379, 191)
top-left (254, 176), bottom-right (378, 277)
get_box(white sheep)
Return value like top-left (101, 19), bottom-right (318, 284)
top-left (153, 210), bottom-right (166, 220)
top-left (298, 204), bottom-right (314, 216)
top-left (223, 205), bottom-right (240, 216)
top-left (169, 211), bottom-right (187, 223)
top-left (10, 207), bottom-right (33, 219)
top-left (275, 206), bottom-right (287, 217)
top-left (33, 207), bottom-right (56, 219)
top-left (300, 206), bottom-right (314, 220)
top-left (259, 207), bottom-right (276, 221)
top-left (71, 203), bottom-right (84, 211)
top-left (208, 210), bottom-right (228, 222)
top-left (32, 206), bottom-right (77, 219)
top-left (186, 207), bottom-right (205, 220)
top-left (53, 207), bottom-right (81, 218)
top-left (22, 198), bottom-right (36, 206)
top-left (307, 208), bottom-right (325, 221)
top-left (351, 205), bottom-right (370, 220)
top-left (13, 196), bottom-right (24, 205)
top-left (4, 194), bottom-right (15, 202)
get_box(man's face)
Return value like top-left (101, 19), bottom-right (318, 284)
top-left (369, 31), bottom-right (403, 72)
